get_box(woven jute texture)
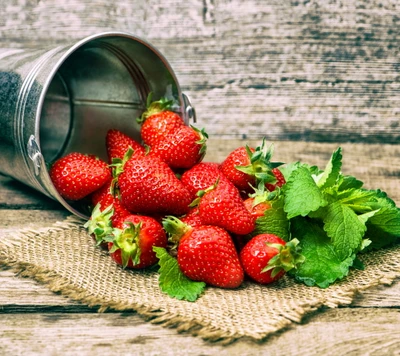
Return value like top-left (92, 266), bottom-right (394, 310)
top-left (1, 216), bottom-right (400, 344)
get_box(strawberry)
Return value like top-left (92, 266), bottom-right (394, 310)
top-left (242, 182), bottom-right (276, 219)
top-left (118, 155), bottom-right (192, 216)
top-left (89, 178), bottom-right (130, 223)
top-left (265, 167), bottom-right (286, 192)
top-left (85, 179), bottom-right (131, 249)
top-left (219, 146), bottom-right (256, 193)
top-left (220, 139), bottom-right (285, 193)
top-left (49, 152), bottom-right (111, 201)
top-left (107, 214), bottom-right (167, 269)
top-left (243, 197), bottom-right (271, 219)
top-left (106, 129), bottom-right (145, 163)
top-left (240, 234), bottom-right (304, 284)
top-left (149, 125), bottom-right (208, 170)
top-left (137, 94), bottom-right (185, 147)
top-left (179, 206), bottom-right (203, 228)
top-left (195, 179), bottom-right (255, 235)
top-left (163, 216), bottom-right (243, 288)
top-left (180, 162), bottom-right (224, 199)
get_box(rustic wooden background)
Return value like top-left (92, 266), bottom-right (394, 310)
top-left (1, 1), bottom-right (400, 354)
top-left (1, 0), bottom-right (399, 144)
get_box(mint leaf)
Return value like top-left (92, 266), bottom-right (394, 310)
top-left (364, 206), bottom-right (400, 249)
top-left (337, 175), bottom-right (364, 191)
top-left (335, 188), bottom-right (379, 213)
top-left (153, 247), bottom-right (205, 302)
top-left (322, 202), bottom-right (367, 260)
top-left (251, 194), bottom-right (290, 241)
top-left (283, 165), bottom-right (328, 219)
top-left (290, 217), bottom-right (355, 288)
top-left (315, 147), bottom-right (342, 189)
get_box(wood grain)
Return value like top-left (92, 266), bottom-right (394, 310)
top-left (0, 309), bottom-right (399, 355)
top-left (0, 0), bottom-right (399, 142)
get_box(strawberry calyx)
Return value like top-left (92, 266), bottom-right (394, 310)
top-left (106, 222), bottom-right (142, 268)
top-left (84, 203), bottom-right (114, 245)
top-left (162, 215), bottom-right (193, 252)
top-left (248, 181), bottom-right (280, 207)
top-left (192, 125), bottom-right (209, 158)
top-left (188, 178), bottom-right (219, 208)
top-left (109, 146), bottom-right (134, 179)
top-left (235, 138), bottom-right (284, 187)
top-left (136, 92), bottom-right (175, 124)
top-left (262, 238), bottom-right (305, 278)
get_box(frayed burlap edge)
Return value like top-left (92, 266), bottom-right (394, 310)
top-left (1, 216), bottom-right (400, 345)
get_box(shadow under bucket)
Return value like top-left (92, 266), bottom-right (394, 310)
top-left (0, 31), bottom-right (195, 219)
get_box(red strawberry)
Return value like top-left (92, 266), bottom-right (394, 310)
top-left (195, 179), bottom-right (255, 235)
top-left (240, 234), bottom-right (304, 285)
top-left (149, 125), bottom-right (208, 170)
top-left (179, 206), bottom-right (203, 228)
top-left (180, 162), bottom-right (225, 199)
top-left (243, 197), bottom-right (271, 219)
top-left (108, 214), bottom-right (167, 269)
top-left (163, 216), bottom-right (243, 288)
top-left (137, 94), bottom-right (185, 147)
top-left (178, 225), bottom-right (244, 288)
top-left (220, 139), bottom-right (285, 193)
top-left (219, 146), bottom-right (256, 193)
top-left (89, 178), bottom-right (130, 224)
top-left (49, 152), bottom-right (111, 201)
top-left (106, 129), bottom-right (145, 163)
top-left (85, 179), bottom-right (131, 249)
top-left (265, 168), bottom-right (286, 192)
top-left (118, 155), bottom-right (192, 216)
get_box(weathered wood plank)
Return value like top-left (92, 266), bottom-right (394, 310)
top-left (0, 308), bottom-right (399, 355)
top-left (0, 1), bottom-right (399, 142)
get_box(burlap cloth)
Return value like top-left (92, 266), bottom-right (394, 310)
top-left (1, 215), bottom-right (399, 344)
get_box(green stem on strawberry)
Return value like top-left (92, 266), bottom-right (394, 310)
top-left (107, 222), bottom-right (142, 268)
top-left (262, 238), bottom-right (305, 278)
top-left (109, 146), bottom-right (135, 179)
top-left (248, 181), bottom-right (280, 207)
top-left (235, 138), bottom-right (284, 186)
top-left (162, 216), bottom-right (193, 252)
top-left (136, 92), bottom-right (174, 124)
top-left (192, 125), bottom-right (209, 158)
top-left (84, 203), bottom-right (114, 245)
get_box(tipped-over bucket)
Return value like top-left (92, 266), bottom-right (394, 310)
top-left (0, 31), bottom-right (195, 218)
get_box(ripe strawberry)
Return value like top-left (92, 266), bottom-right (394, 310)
top-left (219, 146), bottom-right (256, 193)
top-left (137, 94), bottom-right (185, 147)
top-left (118, 155), bottom-right (192, 215)
top-left (85, 179), bottom-right (131, 249)
top-left (179, 206), bottom-right (203, 228)
top-left (49, 152), bottom-right (111, 201)
top-left (149, 125), bottom-right (208, 170)
top-left (240, 234), bottom-right (304, 284)
top-left (163, 216), bottom-right (243, 288)
top-left (242, 183), bottom-right (276, 219)
top-left (106, 129), bottom-right (145, 163)
top-left (220, 139), bottom-right (285, 193)
top-left (195, 179), bottom-right (255, 235)
top-left (107, 214), bottom-right (167, 269)
top-left (265, 167), bottom-right (286, 192)
top-left (180, 162), bottom-right (225, 199)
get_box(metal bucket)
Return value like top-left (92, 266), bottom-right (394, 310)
top-left (0, 31), bottom-right (195, 219)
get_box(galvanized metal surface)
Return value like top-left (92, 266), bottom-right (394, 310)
top-left (0, 31), bottom-right (193, 218)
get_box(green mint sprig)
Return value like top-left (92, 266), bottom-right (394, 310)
top-left (279, 147), bottom-right (400, 288)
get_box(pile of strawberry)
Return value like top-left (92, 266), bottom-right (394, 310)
top-left (49, 94), bottom-right (304, 296)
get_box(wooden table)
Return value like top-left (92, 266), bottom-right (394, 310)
top-left (1, 138), bottom-right (399, 355)
top-left (1, 0), bottom-right (400, 354)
